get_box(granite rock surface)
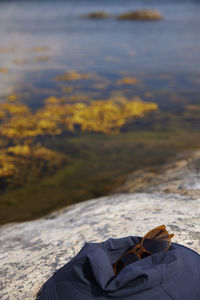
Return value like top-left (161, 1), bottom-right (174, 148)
top-left (114, 150), bottom-right (200, 197)
top-left (0, 151), bottom-right (200, 300)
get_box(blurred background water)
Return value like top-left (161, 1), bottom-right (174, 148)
top-left (0, 0), bottom-right (200, 224)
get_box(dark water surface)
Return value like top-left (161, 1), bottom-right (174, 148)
top-left (0, 0), bottom-right (200, 225)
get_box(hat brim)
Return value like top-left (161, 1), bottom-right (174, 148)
top-left (40, 275), bottom-right (169, 300)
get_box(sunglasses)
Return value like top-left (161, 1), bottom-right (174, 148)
top-left (113, 225), bottom-right (174, 275)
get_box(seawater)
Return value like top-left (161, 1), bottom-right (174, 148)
top-left (0, 0), bottom-right (200, 224)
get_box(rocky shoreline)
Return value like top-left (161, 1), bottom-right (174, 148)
top-left (0, 150), bottom-right (200, 299)
top-left (114, 150), bottom-right (200, 197)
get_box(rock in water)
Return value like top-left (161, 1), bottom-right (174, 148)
top-left (117, 10), bottom-right (164, 21)
top-left (83, 11), bottom-right (110, 19)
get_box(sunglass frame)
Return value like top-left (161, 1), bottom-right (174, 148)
top-left (113, 224), bottom-right (174, 275)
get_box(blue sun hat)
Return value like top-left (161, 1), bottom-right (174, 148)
top-left (36, 234), bottom-right (200, 300)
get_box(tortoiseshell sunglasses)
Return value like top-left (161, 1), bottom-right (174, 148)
top-left (113, 225), bottom-right (174, 275)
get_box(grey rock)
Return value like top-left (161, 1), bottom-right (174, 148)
top-left (114, 150), bottom-right (200, 198)
top-left (0, 151), bottom-right (200, 299)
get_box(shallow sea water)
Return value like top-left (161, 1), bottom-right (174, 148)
top-left (0, 0), bottom-right (200, 224)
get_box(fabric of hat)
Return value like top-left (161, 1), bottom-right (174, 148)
top-left (38, 236), bottom-right (200, 300)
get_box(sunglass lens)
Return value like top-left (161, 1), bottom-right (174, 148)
top-left (115, 252), bottom-right (139, 274)
top-left (143, 229), bottom-right (170, 253)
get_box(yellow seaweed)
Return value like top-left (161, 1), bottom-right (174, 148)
top-left (0, 68), bottom-right (8, 73)
top-left (0, 95), bottom-right (158, 183)
top-left (1, 103), bottom-right (29, 115)
top-left (55, 70), bottom-right (91, 81)
top-left (0, 153), bottom-right (16, 177)
top-left (6, 94), bottom-right (20, 102)
top-left (7, 144), bottom-right (31, 156)
top-left (116, 77), bottom-right (139, 85)
top-left (33, 46), bottom-right (50, 52)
